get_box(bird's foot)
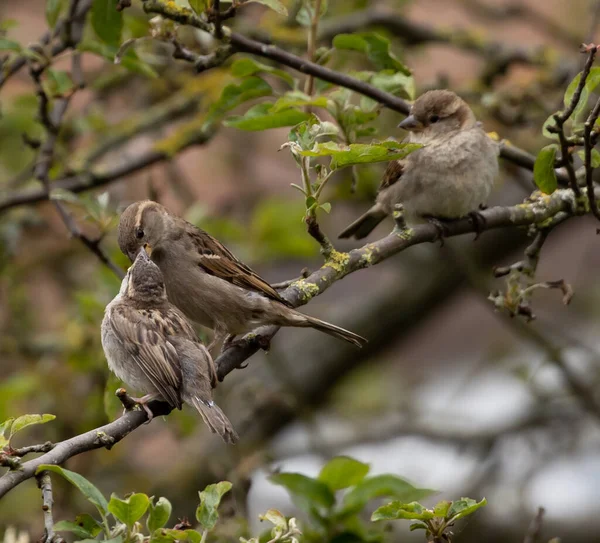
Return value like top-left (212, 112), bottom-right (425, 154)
top-left (423, 216), bottom-right (450, 247)
top-left (468, 210), bottom-right (487, 241)
top-left (129, 394), bottom-right (156, 423)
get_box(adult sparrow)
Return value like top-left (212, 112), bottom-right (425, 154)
top-left (101, 248), bottom-right (238, 444)
top-left (339, 89), bottom-right (499, 239)
top-left (117, 201), bottom-right (367, 349)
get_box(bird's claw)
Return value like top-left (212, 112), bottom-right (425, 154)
top-left (130, 395), bottom-right (155, 424)
top-left (468, 211), bottom-right (487, 240)
top-left (424, 217), bottom-right (449, 247)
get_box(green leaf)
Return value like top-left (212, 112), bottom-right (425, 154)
top-left (563, 67), bottom-right (600, 122)
top-left (74, 514), bottom-right (104, 537)
top-left (318, 456), bottom-right (370, 491)
top-left (45, 0), bottom-right (64, 28)
top-left (343, 475), bottom-right (435, 515)
top-left (91, 0), bottom-right (123, 47)
top-left (319, 202), bottom-right (331, 213)
top-left (196, 481), bottom-right (232, 531)
top-left (533, 144), bottom-right (558, 194)
top-left (365, 71), bottom-right (415, 102)
top-left (433, 500), bottom-right (451, 518)
top-left (188, 0), bottom-right (208, 14)
top-left (36, 465), bottom-right (108, 515)
top-left (542, 114), bottom-right (559, 141)
top-left (224, 102), bottom-right (310, 131)
top-left (289, 115), bottom-right (340, 150)
top-left (260, 509), bottom-right (288, 531)
top-left (269, 472), bottom-right (335, 513)
top-left (0, 418), bottom-right (13, 449)
top-left (300, 141), bottom-right (422, 170)
top-left (577, 148), bottom-right (600, 168)
top-left (148, 497), bottom-right (172, 532)
top-left (447, 497), bottom-right (487, 521)
top-left (0, 39), bottom-right (22, 53)
top-left (149, 529), bottom-right (202, 543)
top-left (208, 77), bottom-right (272, 121)
top-left (45, 69), bottom-right (74, 97)
top-left (9, 413), bottom-right (55, 440)
top-left (305, 196), bottom-right (317, 210)
top-left (371, 501), bottom-right (434, 522)
top-left (231, 58), bottom-right (294, 87)
top-left (53, 520), bottom-right (95, 539)
top-left (333, 33), bottom-right (411, 75)
top-left (271, 92), bottom-right (329, 113)
top-left (409, 522), bottom-right (429, 531)
top-left (245, 0), bottom-right (288, 16)
top-left (108, 493), bottom-right (150, 528)
top-left (296, 0), bottom-right (327, 26)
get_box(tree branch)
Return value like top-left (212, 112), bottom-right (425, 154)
top-left (37, 471), bottom-right (64, 543)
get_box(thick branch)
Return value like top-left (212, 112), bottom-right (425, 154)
top-left (214, 188), bottom-right (589, 379)
top-left (0, 400), bottom-right (171, 500)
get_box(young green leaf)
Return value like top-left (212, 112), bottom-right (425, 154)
top-left (148, 496), bottom-right (173, 532)
top-left (433, 500), bottom-right (451, 518)
top-left (269, 473), bottom-right (335, 513)
top-left (36, 465), bottom-right (108, 515)
top-left (271, 92), bottom-right (329, 113)
top-left (541, 114), bottom-right (559, 141)
top-left (300, 141), bottom-right (422, 170)
top-left (577, 148), bottom-right (600, 168)
top-left (447, 497), bottom-right (487, 521)
top-left (563, 68), bottom-right (600, 121)
top-left (79, 39), bottom-right (158, 78)
top-left (208, 77), bottom-right (272, 120)
top-left (188, 0), bottom-right (208, 15)
top-left (0, 39), bottom-right (22, 53)
top-left (533, 144), bottom-right (558, 194)
top-left (342, 474), bottom-right (435, 515)
top-left (333, 33), bottom-right (411, 75)
top-left (245, 0), bottom-right (288, 16)
top-left (318, 456), bottom-right (370, 491)
top-left (231, 58), bottom-right (294, 87)
top-left (224, 103), bottom-right (310, 131)
top-left (91, 0), bottom-right (123, 47)
top-left (0, 418), bottom-right (13, 449)
top-left (108, 493), bottom-right (150, 528)
top-left (46, 0), bottom-right (64, 29)
top-left (196, 481), bottom-right (232, 531)
top-left (45, 69), bottom-right (74, 97)
top-left (53, 520), bottom-right (97, 539)
top-left (9, 413), bottom-right (55, 441)
top-left (371, 501), bottom-right (435, 522)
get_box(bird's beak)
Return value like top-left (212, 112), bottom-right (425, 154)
top-left (398, 115), bottom-right (423, 131)
top-left (136, 245), bottom-right (150, 261)
top-left (143, 243), bottom-right (153, 257)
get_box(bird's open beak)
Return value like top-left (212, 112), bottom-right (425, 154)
top-left (398, 115), bottom-right (423, 131)
top-left (143, 243), bottom-right (152, 257)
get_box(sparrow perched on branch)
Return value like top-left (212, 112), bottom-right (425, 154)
top-left (117, 201), bottom-right (367, 349)
top-left (101, 248), bottom-right (238, 444)
top-left (339, 90), bottom-right (499, 240)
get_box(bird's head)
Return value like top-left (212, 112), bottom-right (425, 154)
top-left (118, 200), bottom-right (171, 262)
top-left (398, 90), bottom-right (476, 143)
top-left (120, 246), bottom-right (168, 304)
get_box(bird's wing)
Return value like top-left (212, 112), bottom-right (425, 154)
top-left (108, 305), bottom-right (183, 408)
top-left (379, 160), bottom-right (405, 191)
top-left (186, 224), bottom-right (292, 306)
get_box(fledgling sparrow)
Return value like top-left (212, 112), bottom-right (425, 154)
top-left (339, 90), bottom-right (499, 240)
top-left (101, 248), bottom-right (238, 444)
top-left (117, 201), bottom-right (367, 350)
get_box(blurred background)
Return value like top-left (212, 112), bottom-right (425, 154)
top-left (2, 0), bottom-right (600, 541)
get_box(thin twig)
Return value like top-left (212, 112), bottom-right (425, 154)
top-left (583, 94), bottom-right (600, 221)
top-left (271, 267), bottom-right (310, 289)
top-left (523, 507), bottom-right (545, 543)
top-left (37, 471), bottom-right (64, 543)
top-left (553, 44), bottom-right (598, 197)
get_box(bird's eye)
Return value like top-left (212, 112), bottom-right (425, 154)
top-left (136, 228), bottom-right (144, 239)
top-left (429, 115), bottom-right (440, 124)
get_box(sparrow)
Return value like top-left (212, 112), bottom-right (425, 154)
top-left (117, 201), bottom-right (367, 350)
top-left (339, 89), bottom-right (499, 240)
top-left (101, 247), bottom-right (238, 444)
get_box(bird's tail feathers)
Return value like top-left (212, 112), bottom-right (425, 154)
top-left (302, 315), bottom-right (367, 348)
top-left (338, 204), bottom-right (387, 240)
top-left (191, 397), bottom-right (239, 444)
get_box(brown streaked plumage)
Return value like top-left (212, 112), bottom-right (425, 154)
top-left (339, 89), bottom-right (499, 240)
top-left (117, 201), bottom-right (367, 350)
top-left (101, 248), bottom-right (238, 444)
